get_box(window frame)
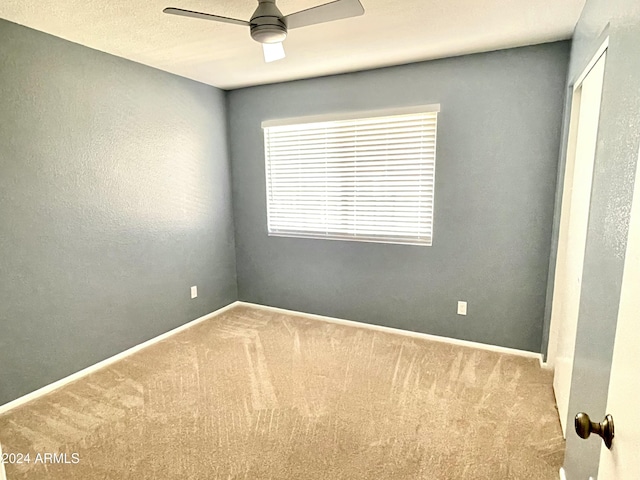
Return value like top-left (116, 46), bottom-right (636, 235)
top-left (262, 104), bottom-right (440, 247)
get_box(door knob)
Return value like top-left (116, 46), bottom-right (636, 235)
top-left (575, 412), bottom-right (614, 449)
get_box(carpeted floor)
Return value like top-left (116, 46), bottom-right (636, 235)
top-left (0, 305), bottom-right (564, 479)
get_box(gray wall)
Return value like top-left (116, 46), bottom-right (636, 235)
top-left (228, 42), bottom-right (570, 353)
top-left (0, 19), bottom-right (237, 405)
top-left (549, 1), bottom-right (640, 478)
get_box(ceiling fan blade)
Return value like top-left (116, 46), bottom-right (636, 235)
top-left (284, 0), bottom-right (364, 29)
top-left (263, 42), bottom-right (286, 63)
top-left (163, 7), bottom-right (249, 26)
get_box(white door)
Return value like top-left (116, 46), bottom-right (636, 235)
top-left (0, 442), bottom-right (6, 480)
top-left (596, 140), bottom-right (640, 479)
top-left (548, 49), bottom-right (607, 436)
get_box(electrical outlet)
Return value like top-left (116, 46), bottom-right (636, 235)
top-left (457, 301), bottom-right (467, 315)
top-left (191, 286), bottom-right (198, 299)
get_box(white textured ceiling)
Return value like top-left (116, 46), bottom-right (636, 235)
top-left (0, 0), bottom-right (585, 90)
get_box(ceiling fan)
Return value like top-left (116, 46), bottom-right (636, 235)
top-left (164, 0), bottom-right (365, 63)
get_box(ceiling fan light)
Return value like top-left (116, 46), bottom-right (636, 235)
top-left (263, 42), bottom-right (286, 63)
top-left (250, 24), bottom-right (287, 44)
top-left (250, 0), bottom-right (287, 44)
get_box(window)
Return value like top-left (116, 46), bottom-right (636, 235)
top-left (263, 105), bottom-right (439, 246)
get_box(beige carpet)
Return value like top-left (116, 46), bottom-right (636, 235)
top-left (0, 305), bottom-right (564, 479)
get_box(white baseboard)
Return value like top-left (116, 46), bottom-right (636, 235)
top-left (560, 467), bottom-right (567, 480)
top-left (0, 300), bottom-right (543, 417)
top-left (539, 356), bottom-right (553, 371)
top-left (239, 302), bottom-right (543, 361)
top-left (0, 301), bottom-right (240, 416)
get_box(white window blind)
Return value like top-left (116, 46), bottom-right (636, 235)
top-left (264, 106), bottom-right (438, 246)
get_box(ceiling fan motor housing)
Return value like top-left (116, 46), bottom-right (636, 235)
top-left (250, 0), bottom-right (287, 44)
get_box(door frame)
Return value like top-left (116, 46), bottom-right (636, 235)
top-left (573, 39), bottom-right (610, 89)
top-left (0, 441), bottom-right (7, 480)
top-left (548, 36), bottom-right (610, 364)
top-left (546, 37), bottom-right (609, 435)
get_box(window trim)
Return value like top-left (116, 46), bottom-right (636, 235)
top-left (261, 104), bottom-right (441, 129)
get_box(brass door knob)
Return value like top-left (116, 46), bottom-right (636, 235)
top-left (575, 412), bottom-right (615, 449)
